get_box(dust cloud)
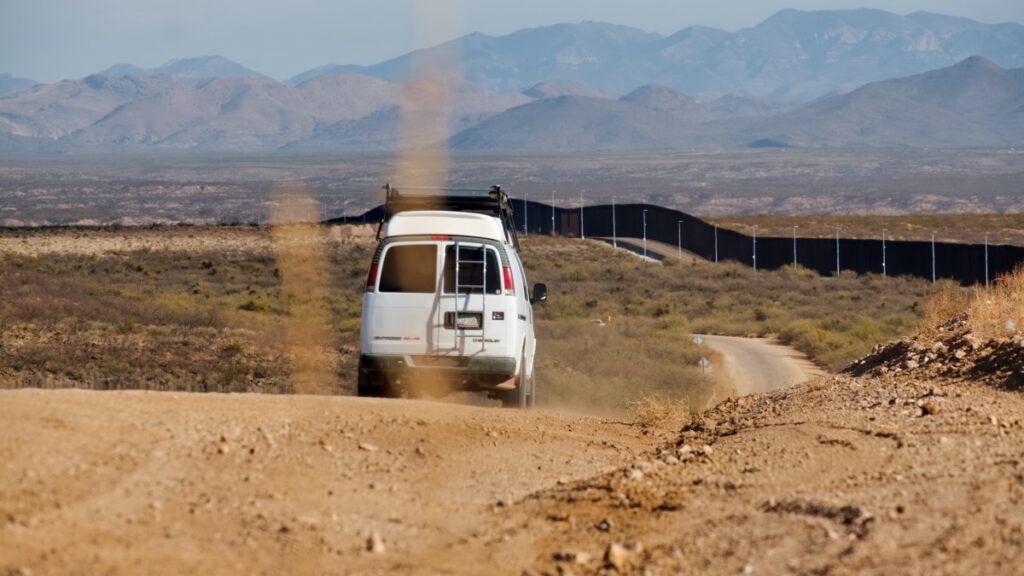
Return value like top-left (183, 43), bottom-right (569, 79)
top-left (269, 188), bottom-right (339, 396)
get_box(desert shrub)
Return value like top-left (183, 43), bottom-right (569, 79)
top-left (920, 280), bottom-right (970, 332)
top-left (338, 317), bottom-right (362, 334)
top-left (780, 263), bottom-right (819, 279)
top-left (967, 266), bottom-right (1024, 340)
top-left (0, 226), bottom-right (359, 394)
top-left (1, 227), bottom-right (935, 410)
top-left (523, 236), bottom-right (930, 374)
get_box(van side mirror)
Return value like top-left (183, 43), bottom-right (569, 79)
top-left (531, 283), bottom-right (548, 304)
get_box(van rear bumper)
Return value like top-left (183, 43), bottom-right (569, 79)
top-left (359, 354), bottom-right (517, 390)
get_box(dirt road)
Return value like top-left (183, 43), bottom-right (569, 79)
top-left (700, 334), bottom-right (825, 396)
top-left (597, 237), bottom-right (700, 264)
top-left (0, 389), bottom-right (649, 575)
top-left (5, 370), bottom-right (1024, 575)
top-left (5, 363), bottom-right (1024, 575)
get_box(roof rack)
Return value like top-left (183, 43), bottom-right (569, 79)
top-left (377, 183), bottom-right (520, 250)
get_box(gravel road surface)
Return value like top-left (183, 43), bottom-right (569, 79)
top-left (700, 334), bottom-right (825, 396)
top-left (4, 364), bottom-right (1024, 575)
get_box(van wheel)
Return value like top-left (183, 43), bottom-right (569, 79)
top-left (501, 353), bottom-right (530, 409)
top-left (357, 371), bottom-right (391, 398)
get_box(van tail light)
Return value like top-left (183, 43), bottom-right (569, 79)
top-left (365, 262), bottom-right (378, 292)
top-left (502, 266), bottom-right (515, 296)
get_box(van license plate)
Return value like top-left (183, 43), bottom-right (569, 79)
top-left (445, 312), bottom-right (482, 330)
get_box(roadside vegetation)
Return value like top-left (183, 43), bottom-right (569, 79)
top-left (707, 213), bottom-right (1024, 246)
top-left (0, 226), bottom-right (369, 395)
top-left (521, 236), bottom-right (931, 375)
top-left (921, 266), bottom-right (1024, 339)
top-left (1, 226), bottom-right (935, 415)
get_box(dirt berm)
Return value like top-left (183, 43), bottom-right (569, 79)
top-left (3, 335), bottom-right (1024, 574)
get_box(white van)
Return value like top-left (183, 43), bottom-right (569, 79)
top-left (358, 187), bottom-right (547, 408)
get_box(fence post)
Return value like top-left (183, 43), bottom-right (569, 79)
top-left (678, 220), bottom-right (683, 262)
top-left (985, 233), bottom-right (990, 288)
top-left (580, 190), bottom-right (585, 240)
top-left (714, 226), bottom-right (719, 263)
top-left (882, 229), bottom-right (887, 278)
top-left (612, 196), bottom-right (617, 248)
top-left (643, 209), bottom-right (648, 261)
top-left (792, 225), bottom-right (798, 266)
top-left (835, 227), bottom-right (841, 275)
top-left (550, 191), bottom-right (555, 236)
top-left (523, 192), bottom-right (528, 236)
top-left (752, 225), bottom-right (758, 271)
top-left (931, 232), bottom-right (936, 283)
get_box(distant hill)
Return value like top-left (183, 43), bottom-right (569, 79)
top-left (282, 88), bottom-right (532, 152)
top-left (291, 9), bottom-right (1024, 100)
top-left (97, 56), bottom-right (269, 80)
top-left (286, 64), bottom-right (365, 86)
top-left (690, 9), bottom-right (1024, 100)
top-left (620, 85), bottom-right (706, 120)
top-left (450, 57), bottom-right (1024, 151)
top-left (743, 56), bottom-right (1024, 147)
top-left (290, 22), bottom-right (662, 95)
top-left (449, 85), bottom-right (788, 151)
top-left (450, 96), bottom-right (703, 151)
top-left (707, 94), bottom-right (792, 119)
top-left (4, 58), bottom-right (1020, 152)
top-left (522, 82), bottom-right (608, 100)
top-left (0, 69), bottom-right (532, 152)
top-left (0, 74), bottom-right (187, 139)
top-left (0, 73), bottom-right (37, 96)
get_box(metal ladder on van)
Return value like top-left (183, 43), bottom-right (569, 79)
top-left (454, 242), bottom-right (487, 353)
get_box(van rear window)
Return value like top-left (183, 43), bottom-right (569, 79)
top-left (378, 245), bottom-right (437, 293)
top-left (443, 245), bottom-right (501, 294)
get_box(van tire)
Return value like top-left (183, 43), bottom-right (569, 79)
top-left (357, 371), bottom-right (390, 398)
top-left (501, 352), bottom-right (530, 409)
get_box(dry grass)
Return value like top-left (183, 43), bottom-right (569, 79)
top-left (1, 226), bottom-right (935, 415)
top-left (916, 266), bottom-right (1024, 341)
top-left (708, 214), bottom-right (1024, 246)
top-left (522, 237), bottom-right (930, 373)
top-left (968, 266), bottom-right (1024, 340)
top-left (920, 281), bottom-right (971, 333)
top-left (0, 226), bottom-right (369, 394)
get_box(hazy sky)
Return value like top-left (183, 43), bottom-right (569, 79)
top-left (2, 0), bottom-right (1023, 82)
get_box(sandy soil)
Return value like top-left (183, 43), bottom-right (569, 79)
top-left (519, 372), bottom-right (1024, 575)
top-left (3, 367), bottom-right (1024, 574)
top-left (0, 225), bottom-right (375, 257)
top-left (0, 227), bottom-right (274, 257)
top-left (0, 390), bottom-right (649, 575)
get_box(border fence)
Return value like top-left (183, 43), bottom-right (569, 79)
top-left (333, 200), bottom-right (1024, 287)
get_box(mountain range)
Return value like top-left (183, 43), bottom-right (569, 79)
top-left (1, 9), bottom-right (1022, 153)
top-left (97, 55), bottom-right (270, 81)
top-left (0, 72), bottom-right (530, 152)
top-left (452, 56), bottom-right (1024, 150)
top-left (286, 9), bottom-right (1024, 100)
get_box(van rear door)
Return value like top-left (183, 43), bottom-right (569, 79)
top-left (368, 242), bottom-right (442, 355)
top-left (441, 243), bottom-right (502, 356)
top-left (365, 239), bottom-right (507, 358)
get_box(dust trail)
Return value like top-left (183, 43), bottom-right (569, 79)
top-left (393, 0), bottom-right (463, 194)
top-left (268, 188), bottom-right (339, 396)
top-left (390, 1), bottom-right (465, 400)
